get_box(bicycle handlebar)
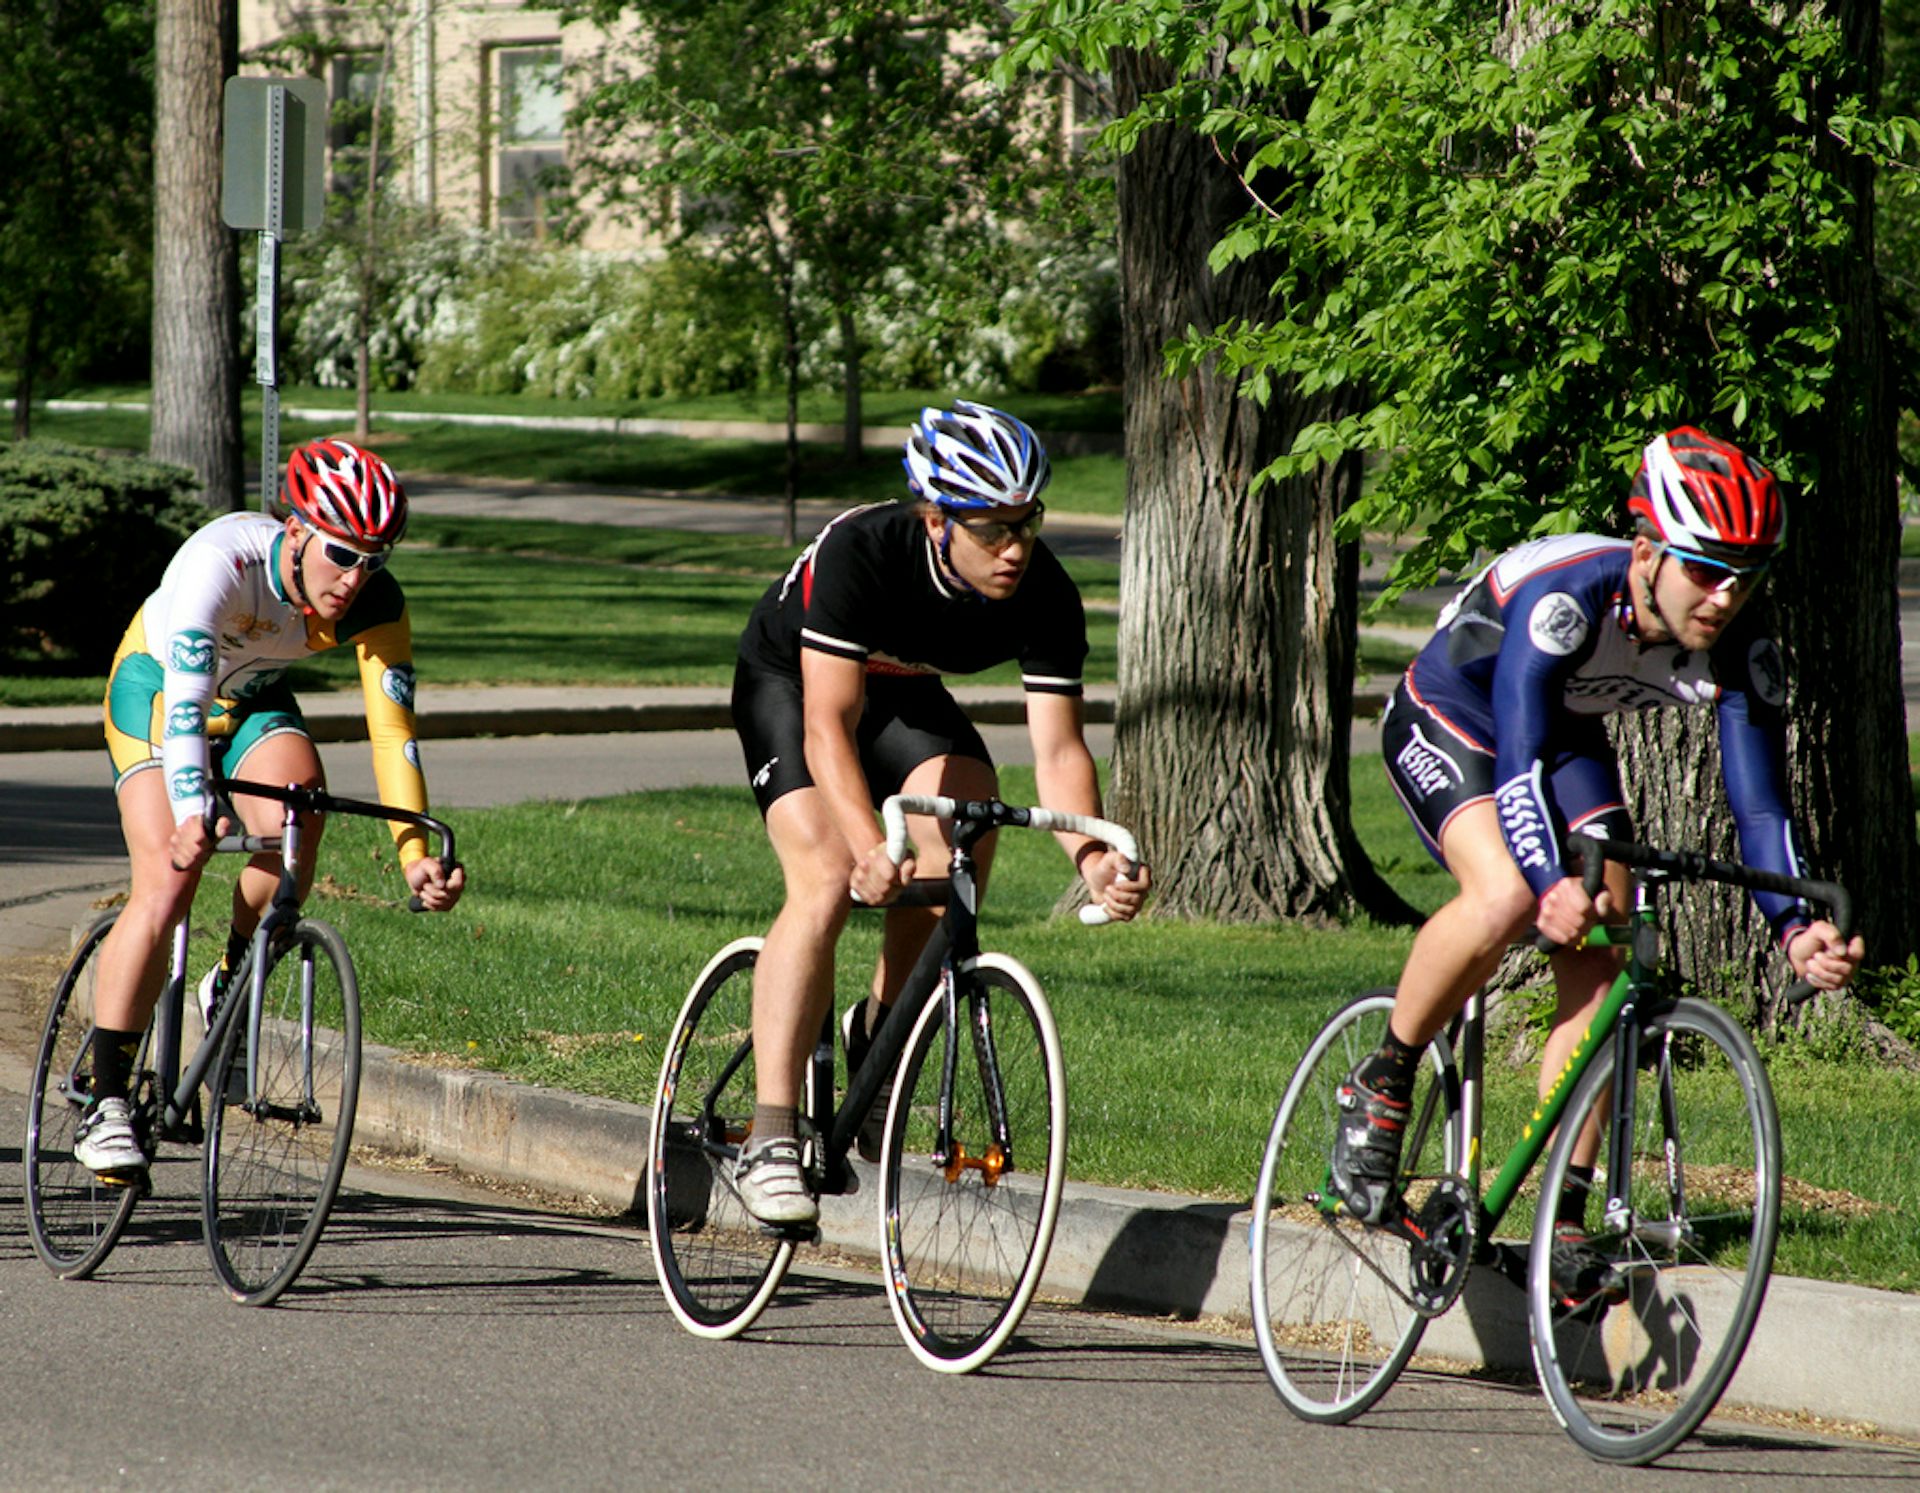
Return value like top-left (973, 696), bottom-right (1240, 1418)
top-left (879, 794), bottom-right (1142, 927)
top-left (1565, 832), bottom-right (1853, 1006)
top-left (214, 777), bottom-right (459, 913)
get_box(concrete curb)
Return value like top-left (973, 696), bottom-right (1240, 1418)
top-left (0, 685), bottom-right (1398, 754)
top-left (349, 1036), bottom-right (1920, 1440)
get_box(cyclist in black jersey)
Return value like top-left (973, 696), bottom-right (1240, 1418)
top-left (1334, 428), bottom-right (1861, 1305)
top-left (728, 401), bottom-right (1150, 1225)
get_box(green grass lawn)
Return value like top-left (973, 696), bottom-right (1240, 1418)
top-left (0, 514), bottom-right (1124, 705)
top-left (20, 397), bottom-right (1128, 517)
top-left (177, 757), bottom-right (1920, 1293)
top-left (56, 382), bottom-right (1127, 434)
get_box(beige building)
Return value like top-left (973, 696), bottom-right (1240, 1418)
top-left (237, 1), bottom-right (1097, 255)
top-left (238, 0), bottom-right (640, 252)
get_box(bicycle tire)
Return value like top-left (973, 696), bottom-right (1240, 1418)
top-left (25, 911), bottom-right (144, 1278)
top-left (1529, 996), bottom-right (1780, 1465)
top-left (879, 953), bottom-right (1067, 1374)
top-left (1250, 988), bottom-right (1463, 1422)
top-left (203, 919), bottom-right (362, 1305)
top-left (648, 937), bottom-right (797, 1339)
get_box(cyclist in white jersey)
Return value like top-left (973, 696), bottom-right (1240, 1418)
top-left (73, 439), bottom-right (465, 1177)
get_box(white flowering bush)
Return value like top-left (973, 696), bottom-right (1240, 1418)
top-left (271, 230), bottom-right (1118, 401)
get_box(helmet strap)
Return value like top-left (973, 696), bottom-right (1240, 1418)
top-left (936, 519), bottom-right (987, 602)
top-left (1639, 551), bottom-right (1687, 642)
top-left (288, 532), bottom-right (317, 614)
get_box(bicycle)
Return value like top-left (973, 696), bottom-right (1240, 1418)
top-left (1249, 832), bottom-right (1851, 1464)
top-left (647, 791), bottom-right (1139, 1374)
top-left (24, 777), bottom-right (457, 1306)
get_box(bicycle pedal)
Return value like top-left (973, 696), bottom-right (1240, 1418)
top-left (92, 1165), bottom-right (151, 1194)
top-left (756, 1219), bottom-right (821, 1245)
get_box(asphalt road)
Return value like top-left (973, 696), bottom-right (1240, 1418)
top-left (3, 732), bottom-right (1917, 1484)
top-left (0, 1076), bottom-right (1912, 1487)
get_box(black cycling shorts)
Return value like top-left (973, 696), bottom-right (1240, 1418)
top-left (1380, 674), bottom-right (1632, 869)
top-left (731, 659), bottom-right (992, 817)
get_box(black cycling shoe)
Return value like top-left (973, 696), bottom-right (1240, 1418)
top-left (1547, 1224), bottom-right (1629, 1312)
top-left (1329, 1067), bottom-right (1411, 1224)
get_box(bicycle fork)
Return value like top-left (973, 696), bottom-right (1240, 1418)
top-left (927, 964), bottom-right (1016, 1186)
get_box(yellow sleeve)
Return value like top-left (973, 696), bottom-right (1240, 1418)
top-left (352, 609), bottom-right (431, 866)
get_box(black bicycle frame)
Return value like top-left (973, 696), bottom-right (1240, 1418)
top-left (807, 805), bottom-right (1008, 1192)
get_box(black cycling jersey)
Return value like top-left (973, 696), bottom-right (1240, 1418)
top-left (736, 503), bottom-right (1088, 693)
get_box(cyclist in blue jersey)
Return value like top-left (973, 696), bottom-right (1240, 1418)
top-left (1334, 427), bottom-right (1862, 1304)
top-left (729, 401), bottom-right (1149, 1225)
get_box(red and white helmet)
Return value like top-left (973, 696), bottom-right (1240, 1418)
top-left (284, 439), bottom-right (408, 550)
top-left (1627, 427), bottom-right (1784, 562)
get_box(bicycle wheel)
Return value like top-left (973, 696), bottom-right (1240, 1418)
top-left (880, 953), bottom-right (1067, 1374)
top-left (1249, 988), bottom-right (1463, 1422)
top-left (647, 936), bottom-right (796, 1338)
top-left (25, 911), bottom-right (144, 1278)
top-left (1529, 997), bottom-right (1779, 1465)
top-left (203, 919), bottom-right (361, 1305)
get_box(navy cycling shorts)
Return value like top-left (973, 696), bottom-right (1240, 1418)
top-left (1380, 674), bottom-right (1631, 870)
top-left (730, 659), bottom-right (992, 817)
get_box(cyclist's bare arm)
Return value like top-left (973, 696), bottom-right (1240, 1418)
top-left (1024, 690), bottom-right (1150, 920)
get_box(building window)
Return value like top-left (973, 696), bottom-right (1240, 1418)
top-left (493, 45), bottom-right (567, 240)
top-left (330, 51), bottom-right (390, 203)
top-left (1063, 72), bottom-right (1112, 156)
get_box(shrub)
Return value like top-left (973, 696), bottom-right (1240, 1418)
top-left (0, 441), bottom-right (204, 668)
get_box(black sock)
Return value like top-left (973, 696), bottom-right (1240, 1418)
top-left (752, 1103), bottom-right (800, 1146)
top-left (223, 925), bottom-right (251, 975)
top-left (1355, 1029), bottom-right (1422, 1106)
top-left (1557, 1165), bottom-right (1596, 1230)
top-left (89, 1026), bottom-right (144, 1104)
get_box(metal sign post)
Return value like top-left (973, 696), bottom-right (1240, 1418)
top-left (222, 76), bottom-right (327, 511)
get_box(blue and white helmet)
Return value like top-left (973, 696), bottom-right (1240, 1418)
top-left (902, 401), bottom-right (1051, 511)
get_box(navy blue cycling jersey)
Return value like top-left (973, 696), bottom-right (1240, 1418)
top-left (1406, 534), bottom-right (1808, 939)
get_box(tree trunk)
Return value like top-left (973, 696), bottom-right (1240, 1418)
top-left (150, 0), bottom-right (241, 510)
top-left (1616, 0), bottom-right (1916, 1025)
top-left (1103, 48), bottom-right (1415, 925)
top-left (11, 298), bottom-right (38, 440)
top-left (355, 31), bottom-right (395, 445)
top-left (838, 303), bottom-right (863, 463)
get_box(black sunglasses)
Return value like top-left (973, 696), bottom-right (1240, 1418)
top-left (948, 502), bottom-right (1046, 552)
top-left (1655, 542), bottom-right (1769, 595)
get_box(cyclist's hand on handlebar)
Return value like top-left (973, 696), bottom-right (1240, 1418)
top-left (168, 812), bottom-right (229, 875)
top-left (851, 840), bottom-right (913, 907)
top-left (405, 855), bottom-right (465, 912)
top-left (1536, 876), bottom-right (1611, 949)
top-left (1081, 849), bottom-right (1149, 923)
top-left (1787, 920), bottom-right (1864, 992)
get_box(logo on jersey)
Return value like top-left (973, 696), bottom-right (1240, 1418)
top-left (224, 612), bottom-right (280, 646)
top-left (1494, 767), bottom-right (1553, 873)
top-left (1394, 725), bottom-right (1462, 801)
top-left (404, 738), bottom-right (422, 772)
top-left (382, 664), bottom-right (417, 711)
top-left (1747, 638), bottom-right (1786, 707)
top-left (752, 756), bottom-right (780, 789)
top-left (168, 630), bottom-right (217, 675)
top-left (1527, 593), bottom-right (1589, 657)
top-left (169, 765), bottom-right (208, 802)
top-left (165, 702), bottom-right (205, 738)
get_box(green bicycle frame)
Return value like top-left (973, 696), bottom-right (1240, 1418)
top-left (1474, 914), bottom-right (1645, 1231)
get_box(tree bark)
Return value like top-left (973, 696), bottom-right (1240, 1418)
top-left (1103, 48), bottom-right (1415, 925)
top-left (1616, 0), bottom-right (1916, 1022)
top-left (838, 303), bottom-right (863, 463)
top-left (150, 0), bottom-right (241, 511)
